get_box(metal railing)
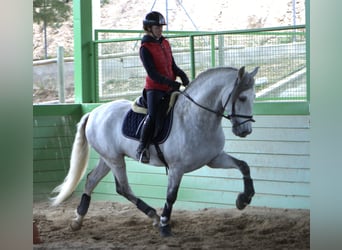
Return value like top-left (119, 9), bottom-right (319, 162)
top-left (93, 26), bottom-right (307, 103)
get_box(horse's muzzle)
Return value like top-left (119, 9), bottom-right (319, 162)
top-left (232, 122), bottom-right (252, 137)
top-left (238, 129), bottom-right (252, 138)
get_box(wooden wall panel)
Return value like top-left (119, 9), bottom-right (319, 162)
top-left (34, 107), bottom-right (310, 210)
top-left (33, 107), bottom-right (81, 201)
top-left (74, 115), bottom-right (310, 210)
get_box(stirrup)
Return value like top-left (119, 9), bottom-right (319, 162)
top-left (137, 148), bottom-right (150, 163)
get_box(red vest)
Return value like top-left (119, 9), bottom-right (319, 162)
top-left (142, 39), bottom-right (176, 91)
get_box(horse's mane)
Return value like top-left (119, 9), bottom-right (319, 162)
top-left (185, 66), bottom-right (255, 103)
top-left (188, 66), bottom-right (238, 87)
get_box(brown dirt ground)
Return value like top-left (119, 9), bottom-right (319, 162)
top-left (33, 198), bottom-right (309, 249)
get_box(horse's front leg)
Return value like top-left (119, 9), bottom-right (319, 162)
top-left (207, 151), bottom-right (255, 210)
top-left (159, 168), bottom-right (184, 237)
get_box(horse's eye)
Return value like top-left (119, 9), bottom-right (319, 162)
top-left (239, 96), bottom-right (247, 102)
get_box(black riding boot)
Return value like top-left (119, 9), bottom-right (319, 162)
top-left (136, 116), bottom-right (153, 163)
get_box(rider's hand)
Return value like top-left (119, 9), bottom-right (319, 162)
top-left (181, 75), bottom-right (190, 86)
top-left (169, 81), bottom-right (181, 90)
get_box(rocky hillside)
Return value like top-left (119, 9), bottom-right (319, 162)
top-left (33, 0), bottom-right (305, 60)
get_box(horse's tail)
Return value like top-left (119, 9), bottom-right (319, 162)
top-left (50, 113), bottom-right (90, 206)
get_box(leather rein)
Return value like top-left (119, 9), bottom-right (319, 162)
top-left (180, 77), bottom-right (255, 127)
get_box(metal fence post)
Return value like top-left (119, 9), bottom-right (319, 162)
top-left (57, 46), bottom-right (65, 103)
top-left (189, 35), bottom-right (195, 80)
top-left (218, 35), bottom-right (225, 66)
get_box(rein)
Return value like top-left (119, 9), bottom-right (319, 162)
top-left (180, 78), bottom-right (255, 127)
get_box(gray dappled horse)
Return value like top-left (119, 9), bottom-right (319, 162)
top-left (51, 66), bottom-right (259, 237)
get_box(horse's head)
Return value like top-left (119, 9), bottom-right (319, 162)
top-left (226, 66), bottom-right (259, 137)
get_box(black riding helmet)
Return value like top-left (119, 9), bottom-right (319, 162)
top-left (143, 11), bottom-right (166, 30)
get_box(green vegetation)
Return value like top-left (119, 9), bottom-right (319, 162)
top-left (33, 0), bottom-right (71, 58)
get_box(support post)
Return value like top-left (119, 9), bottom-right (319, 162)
top-left (57, 46), bottom-right (65, 103)
top-left (73, 0), bottom-right (94, 103)
top-left (210, 35), bottom-right (216, 67)
top-left (218, 35), bottom-right (225, 66)
top-left (189, 35), bottom-right (195, 80)
top-left (305, 0), bottom-right (310, 103)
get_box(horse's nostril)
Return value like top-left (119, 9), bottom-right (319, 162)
top-left (240, 129), bottom-right (252, 138)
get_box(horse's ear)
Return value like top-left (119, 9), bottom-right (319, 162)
top-left (238, 66), bottom-right (245, 79)
top-left (250, 66), bottom-right (260, 78)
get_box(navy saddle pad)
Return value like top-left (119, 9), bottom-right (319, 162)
top-left (122, 108), bottom-right (174, 144)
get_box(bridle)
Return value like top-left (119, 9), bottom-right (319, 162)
top-left (180, 77), bottom-right (255, 128)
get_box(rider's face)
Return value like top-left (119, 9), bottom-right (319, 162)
top-left (151, 25), bottom-right (163, 39)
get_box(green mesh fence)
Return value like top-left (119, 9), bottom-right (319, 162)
top-left (94, 26), bottom-right (307, 102)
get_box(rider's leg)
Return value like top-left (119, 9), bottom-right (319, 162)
top-left (136, 115), bottom-right (153, 163)
top-left (136, 89), bottom-right (165, 163)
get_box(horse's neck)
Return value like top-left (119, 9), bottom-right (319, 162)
top-left (177, 71), bottom-right (235, 129)
top-left (185, 71), bottom-right (235, 109)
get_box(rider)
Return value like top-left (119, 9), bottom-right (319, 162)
top-left (137, 11), bottom-right (190, 163)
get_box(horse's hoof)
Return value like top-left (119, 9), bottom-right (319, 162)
top-left (152, 216), bottom-right (160, 228)
top-left (236, 193), bottom-right (251, 210)
top-left (147, 211), bottom-right (160, 228)
top-left (70, 220), bottom-right (82, 231)
top-left (159, 224), bottom-right (172, 237)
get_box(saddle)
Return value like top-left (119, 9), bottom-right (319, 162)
top-left (122, 91), bottom-right (180, 144)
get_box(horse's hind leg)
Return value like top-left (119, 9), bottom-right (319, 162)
top-left (207, 152), bottom-right (255, 210)
top-left (111, 160), bottom-right (159, 227)
top-left (70, 158), bottom-right (110, 231)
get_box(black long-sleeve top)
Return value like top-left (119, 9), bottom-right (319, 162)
top-left (139, 35), bottom-right (188, 86)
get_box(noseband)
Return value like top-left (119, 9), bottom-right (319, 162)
top-left (181, 77), bottom-right (255, 128)
top-left (224, 97), bottom-right (255, 127)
